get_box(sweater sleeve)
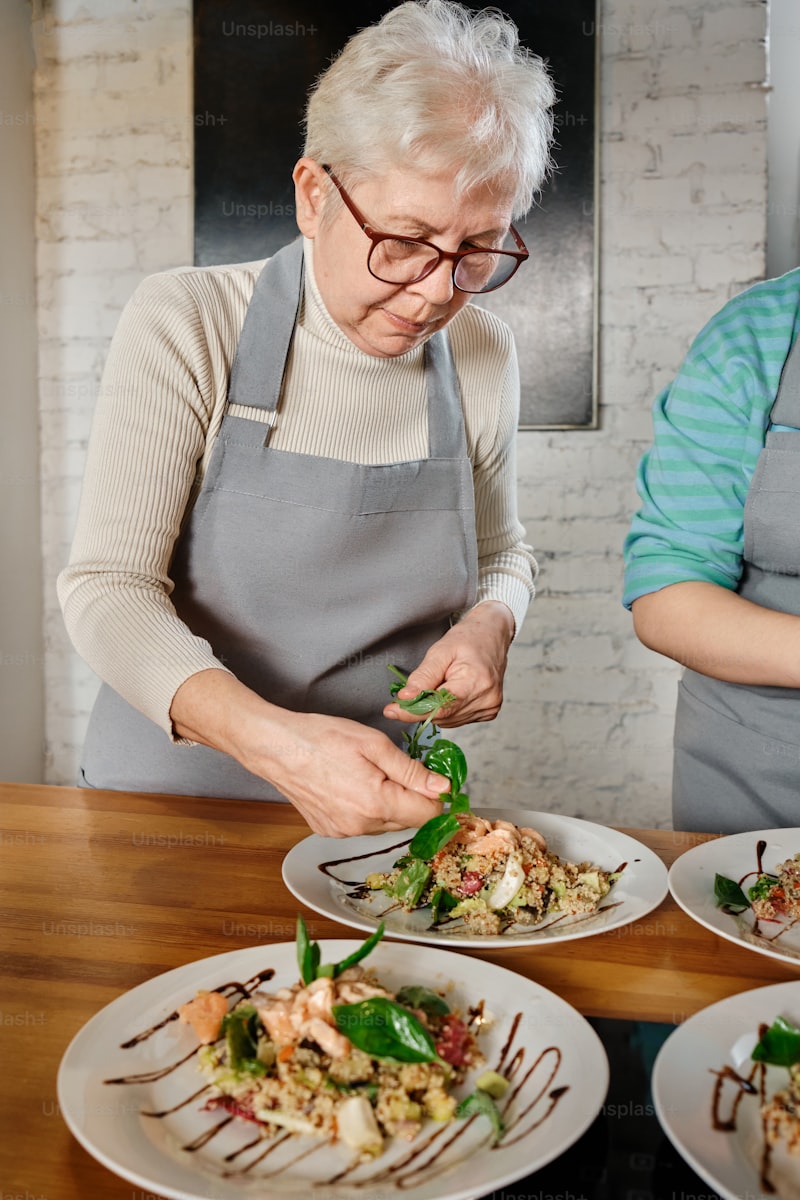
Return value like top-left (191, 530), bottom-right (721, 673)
top-left (451, 307), bottom-right (537, 636)
top-left (622, 279), bottom-right (800, 610)
top-left (57, 270), bottom-right (238, 738)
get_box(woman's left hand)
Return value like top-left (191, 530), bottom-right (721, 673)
top-left (383, 600), bottom-right (516, 728)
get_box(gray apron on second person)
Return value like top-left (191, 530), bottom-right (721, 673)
top-left (673, 330), bottom-right (800, 832)
top-left (80, 237), bottom-right (478, 799)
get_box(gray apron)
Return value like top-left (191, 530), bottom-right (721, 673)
top-left (673, 330), bottom-right (800, 832)
top-left (80, 238), bottom-right (478, 799)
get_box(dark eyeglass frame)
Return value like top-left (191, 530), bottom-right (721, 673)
top-left (322, 164), bottom-right (528, 294)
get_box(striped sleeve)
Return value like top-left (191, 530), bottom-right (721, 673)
top-left (622, 272), bottom-right (800, 609)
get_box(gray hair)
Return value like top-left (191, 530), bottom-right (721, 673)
top-left (303, 1), bottom-right (556, 219)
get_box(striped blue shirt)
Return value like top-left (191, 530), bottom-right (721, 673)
top-left (623, 269), bottom-right (800, 609)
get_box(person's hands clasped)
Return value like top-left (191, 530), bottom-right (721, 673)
top-left (383, 601), bottom-right (515, 729)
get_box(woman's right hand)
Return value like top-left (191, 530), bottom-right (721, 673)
top-left (170, 669), bottom-right (448, 837)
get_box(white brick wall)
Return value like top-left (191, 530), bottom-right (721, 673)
top-left (37, 0), bottom-right (768, 829)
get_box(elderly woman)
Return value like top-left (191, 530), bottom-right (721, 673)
top-left (58, 0), bottom-right (555, 836)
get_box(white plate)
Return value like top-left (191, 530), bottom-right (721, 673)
top-left (653, 980), bottom-right (800, 1200)
top-left (57, 940), bottom-right (609, 1200)
top-left (281, 808), bottom-right (669, 948)
top-left (669, 828), bottom-right (800, 968)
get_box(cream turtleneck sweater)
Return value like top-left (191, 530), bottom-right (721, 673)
top-left (58, 239), bottom-right (537, 735)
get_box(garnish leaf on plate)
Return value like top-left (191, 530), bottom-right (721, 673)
top-left (714, 873), bottom-right (750, 912)
top-left (297, 915), bottom-right (385, 982)
top-left (332, 996), bottom-right (439, 1063)
top-left (752, 1015), bottom-right (800, 1067)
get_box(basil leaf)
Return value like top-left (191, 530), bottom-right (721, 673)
top-left (410, 812), bottom-right (461, 859)
top-left (222, 1006), bottom-right (264, 1073)
top-left (714, 873), bottom-right (750, 911)
top-left (752, 1015), bottom-right (800, 1067)
top-left (456, 1088), bottom-right (505, 1140)
top-left (396, 985), bottom-right (450, 1016)
top-left (430, 887), bottom-right (459, 924)
top-left (332, 997), bottom-right (439, 1062)
top-left (388, 860), bottom-right (432, 907)
top-left (748, 874), bottom-right (777, 902)
top-left (296, 914), bottom-right (320, 985)
top-left (449, 792), bottom-right (471, 814)
top-left (398, 690), bottom-right (456, 716)
top-left (332, 922), bottom-right (385, 976)
top-left (425, 740), bottom-right (468, 794)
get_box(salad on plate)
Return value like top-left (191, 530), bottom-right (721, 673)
top-left (177, 917), bottom-right (505, 1160)
top-left (365, 668), bottom-right (621, 935)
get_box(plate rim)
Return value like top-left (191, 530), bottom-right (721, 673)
top-left (282, 808), bottom-right (670, 949)
top-left (668, 827), bottom-right (800, 970)
top-left (652, 978), bottom-right (800, 1200)
top-left (57, 938), bottom-right (610, 1200)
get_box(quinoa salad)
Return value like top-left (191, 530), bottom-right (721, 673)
top-left (176, 921), bottom-right (505, 1160)
top-left (749, 854), bottom-right (800, 922)
top-left (365, 812), bottom-right (621, 936)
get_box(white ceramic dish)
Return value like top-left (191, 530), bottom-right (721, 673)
top-left (653, 980), bottom-right (800, 1200)
top-left (58, 939), bottom-right (609, 1200)
top-left (281, 808), bottom-right (669, 948)
top-left (669, 828), bottom-right (800, 968)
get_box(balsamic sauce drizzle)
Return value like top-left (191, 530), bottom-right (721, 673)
top-left (105, 962), bottom-right (574, 1190)
top-left (720, 838), bottom-right (800, 951)
top-left (709, 1026), bottom-right (778, 1196)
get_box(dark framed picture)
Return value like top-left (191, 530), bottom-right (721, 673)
top-left (193, 1), bottom-right (599, 428)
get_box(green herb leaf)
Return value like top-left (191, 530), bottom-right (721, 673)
top-left (297, 914), bottom-right (383, 983)
top-left (331, 923), bottom-right (385, 976)
top-left (410, 812), bottom-right (461, 859)
top-left (296, 914), bottom-right (320, 985)
top-left (387, 860), bottom-right (432, 907)
top-left (748, 874), bottom-right (778, 902)
top-left (395, 985), bottom-right (450, 1016)
top-left (456, 1088), bottom-right (505, 1140)
top-left (386, 664), bottom-right (455, 715)
top-left (424, 740), bottom-right (468, 794)
top-left (430, 887), bottom-right (459, 924)
top-left (752, 1016), bottom-right (800, 1067)
top-left (714, 873), bottom-right (750, 911)
top-left (221, 1006), bottom-right (265, 1074)
top-left (332, 997), bottom-right (439, 1062)
top-left (449, 792), bottom-right (471, 814)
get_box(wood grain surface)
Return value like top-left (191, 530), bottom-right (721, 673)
top-left (2, 781), bottom-right (796, 1198)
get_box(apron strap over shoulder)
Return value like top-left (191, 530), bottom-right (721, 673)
top-left (769, 329), bottom-right (800, 427)
top-left (227, 238), bottom-right (305, 413)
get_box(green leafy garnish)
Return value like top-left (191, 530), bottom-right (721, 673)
top-left (332, 996), bottom-right (439, 1063)
top-left (387, 664), bottom-right (456, 759)
top-left (748, 874), bottom-right (778, 902)
top-left (296, 915), bottom-right (385, 983)
top-left (424, 740), bottom-right (468, 795)
top-left (752, 1016), bottom-right (800, 1067)
top-left (430, 887), bottom-right (459, 924)
top-left (713, 873), bottom-right (750, 912)
top-left (456, 1087), bottom-right (506, 1140)
top-left (395, 985), bottom-right (450, 1017)
top-left (386, 859), bottom-right (432, 907)
top-left (221, 1006), bottom-right (265, 1075)
top-left (409, 812), bottom-right (461, 859)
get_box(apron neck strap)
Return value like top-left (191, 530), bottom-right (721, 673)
top-left (770, 328), bottom-right (800, 427)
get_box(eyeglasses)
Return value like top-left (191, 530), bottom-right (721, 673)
top-left (322, 165), bottom-right (528, 294)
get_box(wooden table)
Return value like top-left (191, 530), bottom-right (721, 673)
top-left (2, 781), bottom-right (797, 1198)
